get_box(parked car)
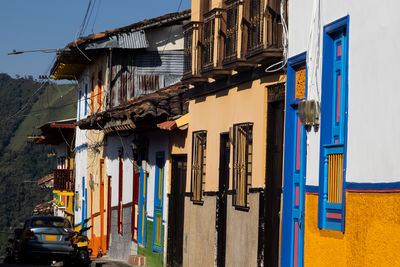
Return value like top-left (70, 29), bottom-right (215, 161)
top-left (18, 216), bottom-right (74, 263)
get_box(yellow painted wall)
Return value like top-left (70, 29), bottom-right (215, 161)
top-left (304, 192), bottom-right (400, 267)
top-left (187, 74), bottom-right (281, 191)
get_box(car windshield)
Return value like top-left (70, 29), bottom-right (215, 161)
top-left (31, 217), bottom-right (71, 229)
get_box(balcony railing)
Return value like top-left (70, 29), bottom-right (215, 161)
top-left (223, 0), bottom-right (239, 64)
top-left (183, 28), bottom-right (193, 76)
top-left (202, 16), bottom-right (215, 72)
top-left (54, 169), bottom-right (74, 191)
top-left (246, 0), bottom-right (283, 59)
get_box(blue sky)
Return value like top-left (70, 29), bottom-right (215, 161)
top-left (0, 0), bottom-right (190, 78)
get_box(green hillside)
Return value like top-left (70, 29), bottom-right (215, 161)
top-left (0, 73), bottom-right (77, 258)
top-left (8, 83), bottom-right (77, 151)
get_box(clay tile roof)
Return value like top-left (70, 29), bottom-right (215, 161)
top-left (77, 83), bottom-right (188, 130)
top-left (32, 201), bottom-right (54, 216)
top-left (157, 120), bottom-right (177, 131)
top-left (38, 173), bottom-right (54, 186)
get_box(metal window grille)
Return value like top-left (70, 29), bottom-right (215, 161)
top-left (202, 18), bottom-right (215, 70)
top-left (327, 153), bottom-right (344, 204)
top-left (53, 169), bottom-right (74, 191)
top-left (233, 123), bottom-right (253, 207)
top-left (191, 131), bottom-right (207, 202)
top-left (247, 0), bottom-right (264, 54)
top-left (184, 29), bottom-right (193, 74)
top-left (224, 1), bottom-right (239, 62)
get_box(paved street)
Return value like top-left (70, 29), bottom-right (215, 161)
top-left (0, 257), bottom-right (133, 267)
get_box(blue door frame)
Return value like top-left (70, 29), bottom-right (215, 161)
top-left (81, 176), bottom-right (88, 235)
top-left (138, 165), bottom-right (148, 246)
top-left (152, 152), bottom-right (165, 253)
top-left (281, 52), bottom-right (307, 267)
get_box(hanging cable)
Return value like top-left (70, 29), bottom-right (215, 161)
top-left (306, 0), bottom-right (322, 102)
top-left (265, 0), bottom-right (288, 73)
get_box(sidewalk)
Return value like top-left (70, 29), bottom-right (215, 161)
top-left (91, 256), bottom-right (146, 267)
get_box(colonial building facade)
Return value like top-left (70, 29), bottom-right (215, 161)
top-left (282, 0), bottom-right (400, 266)
top-left (182, 0), bottom-right (286, 266)
top-left (50, 10), bottom-right (190, 266)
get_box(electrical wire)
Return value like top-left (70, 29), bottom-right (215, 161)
top-left (91, 0), bottom-right (102, 34)
top-left (265, 0), bottom-right (288, 73)
top-left (306, 0), bottom-right (322, 102)
top-left (5, 81), bottom-right (49, 122)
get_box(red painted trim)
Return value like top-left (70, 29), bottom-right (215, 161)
top-left (337, 44), bottom-right (342, 58)
top-left (346, 189), bottom-right (400, 193)
top-left (326, 213), bottom-right (342, 219)
top-left (336, 74), bottom-right (341, 122)
top-left (122, 202), bottom-right (134, 208)
top-left (307, 189), bottom-right (400, 194)
top-left (295, 186), bottom-right (300, 207)
top-left (295, 117), bottom-right (301, 171)
top-left (49, 124), bottom-right (75, 129)
top-left (118, 149), bottom-right (123, 235)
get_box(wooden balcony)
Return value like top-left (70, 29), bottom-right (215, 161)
top-left (245, 0), bottom-right (283, 64)
top-left (182, 21), bottom-right (208, 84)
top-left (54, 169), bottom-right (74, 192)
top-left (200, 8), bottom-right (232, 79)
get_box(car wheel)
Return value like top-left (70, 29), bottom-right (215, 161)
top-left (78, 250), bottom-right (90, 265)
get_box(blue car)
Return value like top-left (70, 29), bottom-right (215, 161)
top-left (19, 216), bottom-right (75, 263)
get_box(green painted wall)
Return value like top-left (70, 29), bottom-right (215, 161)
top-left (138, 220), bottom-right (165, 267)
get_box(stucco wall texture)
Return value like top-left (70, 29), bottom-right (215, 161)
top-left (182, 196), bottom-right (217, 267)
top-left (108, 208), bottom-right (137, 260)
top-left (304, 192), bottom-right (400, 267)
top-left (225, 194), bottom-right (260, 267)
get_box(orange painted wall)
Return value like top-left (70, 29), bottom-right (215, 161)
top-left (304, 192), bottom-right (400, 267)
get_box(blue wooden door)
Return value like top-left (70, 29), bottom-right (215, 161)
top-left (281, 53), bottom-right (307, 267)
top-left (152, 152), bottom-right (165, 253)
top-left (138, 165), bottom-right (148, 246)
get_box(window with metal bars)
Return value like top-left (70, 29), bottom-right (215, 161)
top-left (224, 1), bottom-right (239, 62)
top-left (233, 123), bottom-right (253, 208)
top-left (184, 29), bottom-right (193, 74)
top-left (327, 153), bottom-right (344, 204)
top-left (318, 16), bottom-right (349, 232)
top-left (202, 18), bottom-right (215, 70)
top-left (247, 0), bottom-right (264, 54)
top-left (191, 131), bottom-right (207, 203)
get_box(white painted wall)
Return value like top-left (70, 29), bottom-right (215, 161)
top-left (77, 70), bottom-right (90, 121)
top-left (288, 0), bottom-right (400, 184)
top-left (147, 22), bottom-right (189, 52)
top-left (106, 135), bottom-right (135, 207)
top-left (146, 131), bottom-right (169, 222)
top-left (105, 131), bottom-right (169, 221)
top-left (74, 70), bottom-right (90, 226)
top-left (74, 133), bottom-right (88, 225)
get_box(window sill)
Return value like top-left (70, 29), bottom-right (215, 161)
top-left (191, 200), bottom-right (204, 206)
top-left (234, 205), bottom-right (250, 212)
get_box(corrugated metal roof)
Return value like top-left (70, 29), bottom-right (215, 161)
top-left (118, 30), bottom-right (148, 49)
top-left (68, 10), bottom-right (190, 48)
top-left (83, 30), bottom-right (148, 50)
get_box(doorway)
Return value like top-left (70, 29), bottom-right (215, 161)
top-left (264, 100), bottom-right (285, 266)
top-left (216, 133), bottom-right (230, 267)
top-left (167, 154), bottom-right (187, 267)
